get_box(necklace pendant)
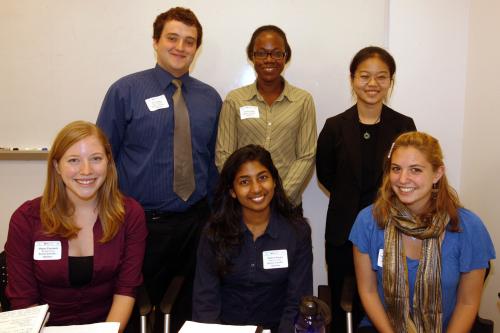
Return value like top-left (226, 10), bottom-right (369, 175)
top-left (363, 131), bottom-right (370, 140)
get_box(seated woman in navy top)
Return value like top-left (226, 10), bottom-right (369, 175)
top-left (193, 144), bottom-right (313, 332)
top-left (349, 131), bottom-right (495, 333)
top-left (5, 121), bottom-right (147, 332)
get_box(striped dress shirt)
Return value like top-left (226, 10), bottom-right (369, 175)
top-left (216, 80), bottom-right (317, 206)
top-left (97, 65), bottom-right (222, 212)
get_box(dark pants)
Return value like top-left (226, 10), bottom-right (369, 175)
top-left (142, 199), bottom-right (210, 333)
top-left (325, 241), bottom-right (364, 333)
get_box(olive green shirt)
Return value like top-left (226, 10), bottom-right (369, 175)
top-left (216, 80), bottom-right (317, 206)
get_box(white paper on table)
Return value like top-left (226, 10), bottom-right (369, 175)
top-left (0, 304), bottom-right (49, 333)
top-left (41, 322), bottom-right (120, 333)
top-left (179, 321), bottom-right (259, 333)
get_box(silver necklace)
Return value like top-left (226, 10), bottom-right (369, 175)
top-left (361, 114), bottom-right (381, 140)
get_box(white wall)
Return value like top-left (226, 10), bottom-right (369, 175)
top-left (461, 0), bottom-right (500, 328)
top-left (389, 0), bottom-right (499, 328)
top-left (0, 0), bottom-right (389, 291)
top-left (388, 0), bottom-right (469, 189)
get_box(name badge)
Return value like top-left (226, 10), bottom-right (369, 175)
top-left (377, 249), bottom-right (384, 267)
top-left (145, 95), bottom-right (169, 111)
top-left (34, 241), bottom-right (62, 260)
top-left (263, 249), bottom-right (288, 269)
top-left (239, 106), bottom-right (259, 119)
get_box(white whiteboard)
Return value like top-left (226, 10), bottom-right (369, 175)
top-left (0, 0), bottom-right (388, 146)
top-left (0, 0), bottom-right (389, 287)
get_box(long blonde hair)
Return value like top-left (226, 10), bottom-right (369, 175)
top-left (40, 121), bottom-right (124, 242)
top-left (373, 131), bottom-right (461, 231)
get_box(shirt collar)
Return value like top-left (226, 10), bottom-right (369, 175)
top-left (241, 209), bottom-right (280, 240)
top-left (153, 64), bottom-right (192, 91)
top-left (265, 211), bottom-right (280, 239)
top-left (243, 78), bottom-right (295, 103)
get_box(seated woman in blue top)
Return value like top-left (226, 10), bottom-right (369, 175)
top-left (193, 144), bottom-right (313, 332)
top-left (349, 131), bottom-right (495, 333)
top-left (5, 121), bottom-right (147, 332)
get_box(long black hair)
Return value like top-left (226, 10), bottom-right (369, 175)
top-left (207, 144), bottom-right (305, 276)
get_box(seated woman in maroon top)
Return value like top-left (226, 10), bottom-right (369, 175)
top-left (5, 121), bottom-right (147, 332)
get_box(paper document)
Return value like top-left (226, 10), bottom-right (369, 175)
top-left (41, 322), bottom-right (119, 333)
top-left (0, 304), bottom-right (49, 333)
top-left (180, 321), bottom-right (261, 333)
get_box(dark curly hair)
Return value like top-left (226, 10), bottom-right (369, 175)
top-left (153, 7), bottom-right (203, 48)
top-left (246, 25), bottom-right (292, 64)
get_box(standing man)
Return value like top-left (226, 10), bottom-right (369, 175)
top-left (97, 7), bottom-right (221, 332)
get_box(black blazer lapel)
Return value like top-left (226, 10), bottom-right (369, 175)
top-left (341, 105), bottom-right (362, 188)
top-left (374, 105), bottom-right (397, 183)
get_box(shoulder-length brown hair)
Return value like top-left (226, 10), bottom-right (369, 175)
top-left (40, 121), bottom-right (124, 242)
top-left (373, 131), bottom-right (461, 231)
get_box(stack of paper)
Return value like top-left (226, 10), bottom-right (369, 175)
top-left (0, 304), bottom-right (49, 333)
top-left (0, 304), bottom-right (120, 333)
top-left (42, 322), bottom-right (119, 333)
top-left (179, 321), bottom-right (262, 333)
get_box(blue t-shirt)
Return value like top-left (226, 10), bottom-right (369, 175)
top-left (349, 205), bottom-right (495, 331)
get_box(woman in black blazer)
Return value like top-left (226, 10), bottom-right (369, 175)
top-left (316, 46), bottom-right (416, 333)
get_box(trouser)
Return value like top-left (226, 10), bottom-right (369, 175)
top-left (142, 198), bottom-right (210, 333)
top-left (325, 241), bottom-right (364, 333)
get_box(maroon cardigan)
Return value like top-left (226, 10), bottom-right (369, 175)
top-left (5, 196), bottom-right (147, 326)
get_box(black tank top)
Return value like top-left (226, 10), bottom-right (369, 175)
top-left (68, 256), bottom-right (93, 287)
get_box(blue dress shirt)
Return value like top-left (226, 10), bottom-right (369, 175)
top-left (193, 212), bottom-right (313, 332)
top-left (97, 65), bottom-right (222, 212)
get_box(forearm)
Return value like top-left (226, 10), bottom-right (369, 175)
top-left (359, 291), bottom-right (394, 333)
top-left (279, 226), bottom-right (313, 331)
top-left (446, 269), bottom-right (485, 333)
top-left (192, 237), bottom-right (222, 323)
top-left (283, 94), bottom-right (316, 202)
top-left (215, 148), bottom-right (231, 172)
top-left (445, 303), bottom-right (478, 333)
top-left (215, 100), bottom-right (237, 171)
top-left (106, 294), bottom-right (135, 333)
top-left (5, 209), bottom-right (42, 309)
top-left (282, 157), bottom-right (315, 204)
top-left (96, 88), bottom-right (127, 159)
top-left (315, 124), bottom-right (336, 191)
top-left (353, 247), bottom-right (394, 333)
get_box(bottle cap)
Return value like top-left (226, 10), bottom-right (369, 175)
top-left (300, 299), bottom-right (318, 316)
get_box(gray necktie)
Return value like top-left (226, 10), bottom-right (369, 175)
top-left (172, 79), bottom-right (195, 201)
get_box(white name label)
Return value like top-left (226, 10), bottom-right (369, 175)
top-left (145, 95), bottom-right (169, 111)
top-left (239, 106), bottom-right (259, 119)
top-left (377, 249), bottom-right (384, 267)
top-left (263, 249), bottom-right (288, 269)
top-left (34, 241), bottom-right (62, 260)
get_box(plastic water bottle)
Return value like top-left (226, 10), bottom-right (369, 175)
top-left (294, 297), bottom-right (326, 333)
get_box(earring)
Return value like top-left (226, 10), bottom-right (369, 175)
top-left (431, 182), bottom-right (439, 200)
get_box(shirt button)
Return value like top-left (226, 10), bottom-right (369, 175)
top-left (251, 263), bottom-right (255, 267)
top-left (266, 136), bottom-right (270, 140)
top-left (268, 122), bottom-right (272, 126)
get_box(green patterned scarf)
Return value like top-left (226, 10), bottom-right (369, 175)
top-left (383, 199), bottom-right (447, 333)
